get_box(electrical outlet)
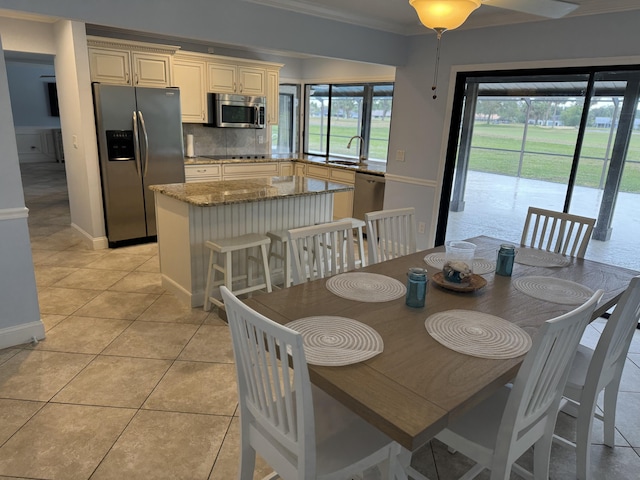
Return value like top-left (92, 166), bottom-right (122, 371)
top-left (418, 222), bottom-right (426, 234)
top-left (258, 135), bottom-right (264, 144)
top-left (396, 149), bottom-right (405, 162)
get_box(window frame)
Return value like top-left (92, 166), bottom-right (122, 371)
top-left (303, 82), bottom-right (393, 162)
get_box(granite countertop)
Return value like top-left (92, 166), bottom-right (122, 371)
top-left (184, 154), bottom-right (386, 176)
top-left (150, 175), bottom-right (354, 207)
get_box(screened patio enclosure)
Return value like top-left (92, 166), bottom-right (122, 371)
top-left (438, 68), bottom-right (640, 271)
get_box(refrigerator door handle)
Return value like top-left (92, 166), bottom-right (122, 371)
top-left (132, 111), bottom-right (142, 180)
top-left (138, 110), bottom-right (150, 177)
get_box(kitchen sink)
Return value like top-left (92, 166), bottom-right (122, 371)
top-left (328, 160), bottom-right (359, 166)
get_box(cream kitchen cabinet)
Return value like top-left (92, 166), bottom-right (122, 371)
top-left (279, 162), bottom-right (294, 176)
top-left (222, 162), bottom-right (280, 179)
top-left (186, 162), bottom-right (281, 182)
top-left (88, 47), bottom-right (131, 85)
top-left (266, 69), bottom-right (279, 125)
top-left (87, 37), bottom-right (178, 87)
top-left (185, 164), bottom-right (221, 182)
top-left (302, 164), bottom-right (355, 220)
top-left (172, 54), bottom-right (208, 123)
top-left (208, 62), bottom-right (266, 96)
top-left (131, 51), bottom-right (172, 87)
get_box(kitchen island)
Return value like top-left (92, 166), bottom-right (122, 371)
top-left (150, 176), bottom-right (353, 307)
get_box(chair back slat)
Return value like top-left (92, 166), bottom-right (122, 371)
top-left (221, 287), bottom-right (315, 463)
top-left (365, 207), bottom-right (417, 264)
top-left (496, 289), bottom-right (603, 456)
top-left (288, 221), bottom-right (356, 285)
top-left (520, 206), bottom-right (595, 258)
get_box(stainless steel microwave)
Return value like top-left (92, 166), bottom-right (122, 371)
top-left (208, 93), bottom-right (266, 128)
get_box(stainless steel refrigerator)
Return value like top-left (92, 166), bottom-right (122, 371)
top-left (93, 84), bottom-right (185, 247)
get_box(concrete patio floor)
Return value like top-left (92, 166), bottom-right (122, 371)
top-left (445, 170), bottom-right (640, 271)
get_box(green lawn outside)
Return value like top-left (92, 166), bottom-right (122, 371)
top-left (304, 120), bottom-right (640, 193)
top-left (307, 118), bottom-right (391, 160)
top-left (469, 124), bottom-right (640, 193)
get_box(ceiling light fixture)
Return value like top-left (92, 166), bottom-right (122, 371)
top-left (409, 0), bottom-right (481, 98)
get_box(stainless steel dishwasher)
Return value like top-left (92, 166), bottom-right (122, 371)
top-left (353, 172), bottom-right (385, 223)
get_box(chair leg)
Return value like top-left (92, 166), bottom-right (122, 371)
top-left (203, 248), bottom-right (215, 311)
top-left (283, 240), bottom-right (291, 287)
top-left (355, 225), bottom-right (366, 268)
top-left (260, 243), bottom-right (273, 293)
top-left (224, 251), bottom-right (233, 290)
top-left (575, 391), bottom-right (601, 480)
top-left (239, 443), bottom-right (257, 480)
top-left (532, 434), bottom-right (553, 480)
top-left (247, 247), bottom-right (255, 289)
top-left (602, 381), bottom-right (620, 448)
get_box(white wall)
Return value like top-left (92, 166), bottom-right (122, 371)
top-left (53, 20), bottom-right (106, 249)
top-left (0, 16), bottom-right (56, 54)
top-left (300, 57), bottom-right (395, 84)
top-left (0, 0), bottom-right (407, 67)
top-left (6, 61), bottom-right (60, 127)
top-left (0, 35), bottom-right (44, 348)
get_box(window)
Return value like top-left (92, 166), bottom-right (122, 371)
top-left (304, 83), bottom-right (393, 162)
top-left (272, 84), bottom-right (300, 155)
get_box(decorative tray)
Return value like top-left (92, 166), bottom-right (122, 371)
top-left (431, 272), bottom-right (487, 292)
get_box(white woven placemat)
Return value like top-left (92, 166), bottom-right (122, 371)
top-left (326, 272), bottom-right (406, 302)
top-left (285, 316), bottom-right (384, 366)
top-left (513, 276), bottom-right (594, 305)
top-left (425, 310), bottom-right (532, 359)
top-left (515, 248), bottom-right (571, 267)
top-left (423, 252), bottom-right (496, 275)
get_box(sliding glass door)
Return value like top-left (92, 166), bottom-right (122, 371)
top-left (438, 67), bottom-right (640, 270)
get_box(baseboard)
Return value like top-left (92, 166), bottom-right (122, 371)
top-left (161, 274), bottom-right (197, 307)
top-left (0, 320), bottom-right (45, 350)
top-left (71, 222), bottom-right (108, 250)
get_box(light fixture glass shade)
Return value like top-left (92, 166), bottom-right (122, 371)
top-left (410, 0), bottom-right (481, 31)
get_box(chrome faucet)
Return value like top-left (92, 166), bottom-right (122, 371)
top-left (346, 135), bottom-right (367, 162)
top-left (346, 135), bottom-right (364, 149)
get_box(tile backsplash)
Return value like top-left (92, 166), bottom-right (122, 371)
top-left (183, 124), bottom-right (270, 157)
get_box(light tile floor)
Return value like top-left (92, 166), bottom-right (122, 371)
top-left (0, 162), bottom-right (638, 479)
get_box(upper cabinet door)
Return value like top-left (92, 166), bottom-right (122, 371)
top-left (173, 57), bottom-right (207, 123)
top-left (132, 52), bottom-right (172, 87)
top-left (238, 66), bottom-right (265, 96)
top-left (208, 63), bottom-right (237, 93)
top-left (89, 47), bottom-right (131, 85)
top-left (208, 63), bottom-right (265, 95)
top-left (267, 69), bottom-right (279, 125)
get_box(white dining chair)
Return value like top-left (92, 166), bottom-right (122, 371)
top-left (553, 276), bottom-right (640, 480)
top-left (365, 207), bottom-right (417, 264)
top-left (287, 220), bottom-right (356, 285)
top-left (520, 206), bottom-right (596, 259)
top-left (434, 289), bottom-right (603, 480)
top-left (220, 286), bottom-right (408, 480)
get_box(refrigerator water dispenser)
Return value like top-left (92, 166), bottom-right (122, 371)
top-left (106, 130), bottom-right (135, 161)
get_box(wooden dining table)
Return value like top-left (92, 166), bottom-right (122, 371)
top-left (243, 235), bottom-right (639, 451)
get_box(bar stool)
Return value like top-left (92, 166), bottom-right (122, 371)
top-left (203, 233), bottom-right (272, 311)
top-left (266, 230), bottom-right (292, 288)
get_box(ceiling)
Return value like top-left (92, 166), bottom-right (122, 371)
top-left (243, 0), bottom-right (640, 35)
